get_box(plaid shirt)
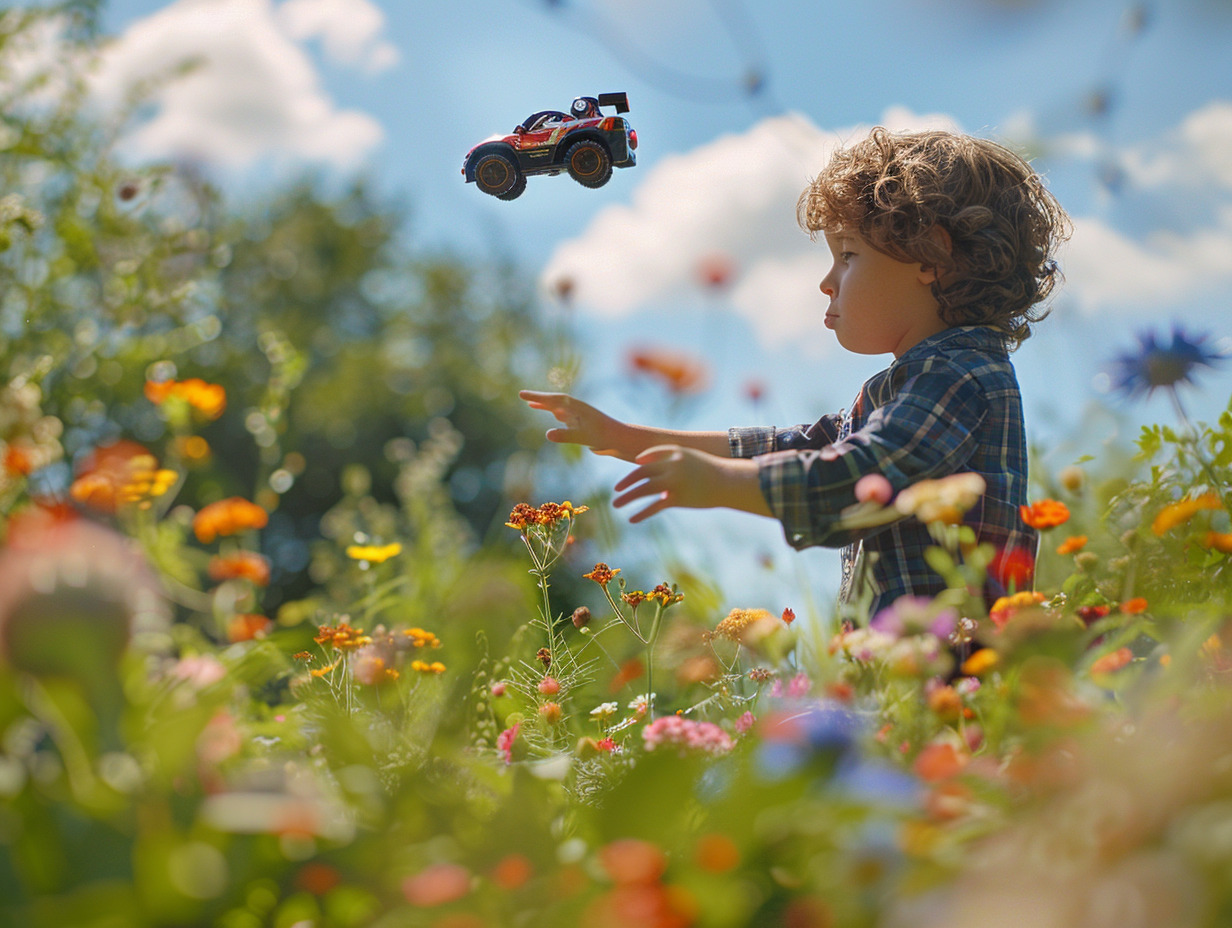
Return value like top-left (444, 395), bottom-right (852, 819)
top-left (730, 326), bottom-right (1037, 617)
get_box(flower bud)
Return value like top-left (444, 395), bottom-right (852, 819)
top-left (571, 606), bottom-right (591, 628)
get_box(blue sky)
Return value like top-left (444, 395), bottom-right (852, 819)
top-left (85, 0), bottom-right (1232, 611)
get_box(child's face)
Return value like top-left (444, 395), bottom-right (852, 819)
top-left (819, 231), bottom-right (946, 357)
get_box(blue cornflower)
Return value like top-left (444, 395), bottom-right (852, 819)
top-left (1108, 325), bottom-right (1224, 399)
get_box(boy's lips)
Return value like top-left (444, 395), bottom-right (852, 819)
top-left (824, 312), bottom-right (838, 329)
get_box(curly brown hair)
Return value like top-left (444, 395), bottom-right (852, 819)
top-left (797, 127), bottom-right (1071, 349)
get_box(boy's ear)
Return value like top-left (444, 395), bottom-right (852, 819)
top-left (917, 225), bottom-right (953, 285)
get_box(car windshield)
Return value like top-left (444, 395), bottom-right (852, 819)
top-left (521, 111), bottom-right (569, 132)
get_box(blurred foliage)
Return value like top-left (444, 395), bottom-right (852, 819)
top-left (0, 4), bottom-right (563, 611)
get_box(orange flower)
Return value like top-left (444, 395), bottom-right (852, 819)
top-left (1020, 499), bottom-right (1070, 529)
top-left (491, 854), bottom-right (534, 891)
top-left (693, 833), bottom-right (740, 873)
top-left (314, 623), bottom-right (371, 651)
top-left (145, 377), bottom-right (226, 419)
top-left (1119, 596), bottom-right (1149, 615)
top-left (627, 347), bottom-right (710, 395)
top-left (988, 591), bottom-right (1047, 631)
top-left (410, 660), bottom-right (446, 674)
top-left (781, 607), bottom-right (796, 625)
top-left (227, 613), bottom-right (272, 642)
top-left (960, 648), bottom-right (999, 676)
top-left (1055, 535), bottom-right (1088, 555)
top-left (208, 551), bottom-right (271, 586)
top-left (599, 838), bottom-right (668, 885)
top-left (1090, 646), bottom-right (1133, 676)
top-left (1202, 531), bottom-right (1232, 554)
top-left (584, 562), bottom-right (621, 587)
top-left (1152, 492), bottom-right (1221, 536)
top-left (912, 742), bottom-right (967, 782)
top-left (401, 863), bottom-right (471, 907)
top-left (193, 497), bottom-right (268, 543)
top-left (69, 440), bottom-right (154, 513)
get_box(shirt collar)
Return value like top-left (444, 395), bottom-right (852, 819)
top-left (894, 325), bottom-right (1008, 367)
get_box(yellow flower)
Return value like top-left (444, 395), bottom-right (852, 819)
top-left (895, 473), bottom-right (986, 525)
top-left (714, 608), bottom-right (775, 643)
top-left (403, 627), bottom-right (441, 648)
top-left (345, 542), bottom-right (402, 563)
top-left (411, 660), bottom-right (446, 674)
top-left (583, 562), bottom-right (621, 587)
top-left (960, 648), bottom-right (999, 676)
top-left (1152, 492), bottom-right (1222, 536)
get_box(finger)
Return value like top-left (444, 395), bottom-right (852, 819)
top-left (519, 390), bottom-right (564, 404)
top-left (627, 493), bottom-right (671, 524)
top-left (613, 463), bottom-right (661, 493)
top-left (545, 428), bottom-right (583, 444)
top-left (613, 484), bottom-right (661, 510)
top-left (635, 445), bottom-right (682, 464)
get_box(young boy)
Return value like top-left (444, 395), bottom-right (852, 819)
top-left (521, 127), bottom-right (1070, 617)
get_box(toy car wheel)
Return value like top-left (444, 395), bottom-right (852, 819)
top-left (473, 151), bottom-right (521, 197)
top-left (565, 140), bottom-right (612, 188)
top-left (496, 173), bottom-right (527, 201)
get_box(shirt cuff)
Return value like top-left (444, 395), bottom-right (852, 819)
top-left (754, 450), bottom-right (817, 549)
top-left (728, 427), bottom-right (776, 458)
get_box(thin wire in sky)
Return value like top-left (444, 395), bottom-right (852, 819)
top-left (524, 0), bottom-right (784, 114)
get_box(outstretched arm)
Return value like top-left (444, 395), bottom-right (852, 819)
top-left (611, 445), bottom-right (773, 523)
top-left (519, 391), bottom-right (732, 462)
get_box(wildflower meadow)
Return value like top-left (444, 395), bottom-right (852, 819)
top-left (4, 7), bottom-right (1232, 928)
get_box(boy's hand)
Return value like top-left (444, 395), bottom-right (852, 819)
top-left (519, 390), bottom-right (638, 460)
top-left (612, 445), bottom-right (771, 523)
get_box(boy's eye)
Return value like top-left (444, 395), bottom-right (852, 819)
top-left (839, 251), bottom-right (855, 262)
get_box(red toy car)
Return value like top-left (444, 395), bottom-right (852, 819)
top-left (462, 93), bottom-right (638, 200)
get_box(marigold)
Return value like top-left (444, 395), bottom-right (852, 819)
top-left (209, 551), bottom-right (271, 586)
top-left (411, 660), bottom-right (446, 674)
top-left (403, 627), bottom-right (441, 648)
top-left (1203, 531), bottom-right (1232, 554)
top-left (988, 591), bottom-right (1047, 631)
top-left (345, 542), bottom-right (402, 563)
top-left (1055, 535), bottom-right (1088, 555)
top-left (314, 623), bottom-right (370, 651)
top-left (627, 347), bottom-right (710, 395)
top-left (1090, 646), bottom-right (1133, 676)
top-left (647, 583), bottom-right (684, 606)
top-left (145, 377), bottom-right (226, 419)
top-left (714, 607), bottom-right (775, 642)
top-left (1151, 492), bottom-right (1221, 536)
top-left (227, 613), bottom-right (271, 642)
top-left (912, 742), bottom-right (967, 782)
top-left (583, 562), bottom-right (621, 587)
top-left (506, 500), bottom-right (588, 531)
top-left (193, 497), bottom-right (268, 543)
top-left (960, 648), bottom-right (999, 676)
top-left (1020, 499), bottom-right (1070, 530)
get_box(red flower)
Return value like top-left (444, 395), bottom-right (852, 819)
top-left (1020, 499), bottom-right (1071, 529)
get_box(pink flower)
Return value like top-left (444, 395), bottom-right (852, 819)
top-left (642, 715), bottom-right (734, 756)
top-left (537, 676), bottom-right (560, 695)
top-left (496, 723), bottom-right (520, 764)
top-left (735, 711), bottom-right (756, 735)
top-left (491, 681), bottom-right (507, 697)
top-left (855, 473), bottom-right (894, 506)
top-left (787, 672), bottom-right (811, 699)
top-left (596, 737), bottom-right (616, 752)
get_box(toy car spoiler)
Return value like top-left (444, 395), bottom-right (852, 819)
top-left (598, 92), bottom-right (630, 114)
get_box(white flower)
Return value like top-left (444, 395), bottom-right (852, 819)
top-left (589, 701), bottom-right (619, 719)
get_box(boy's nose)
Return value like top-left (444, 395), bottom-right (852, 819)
top-left (820, 279), bottom-right (835, 297)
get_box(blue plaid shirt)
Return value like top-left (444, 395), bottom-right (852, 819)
top-left (730, 326), bottom-right (1037, 617)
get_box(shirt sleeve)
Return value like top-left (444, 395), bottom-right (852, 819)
top-left (729, 414), bottom-right (843, 459)
top-left (755, 359), bottom-right (988, 550)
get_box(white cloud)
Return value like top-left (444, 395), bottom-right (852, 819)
top-left (276, 0), bottom-right (399, 74)
top-left (89, 0), bottom-right (391, 170)
top-left (545, 104), bottom-right (1232, 351)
